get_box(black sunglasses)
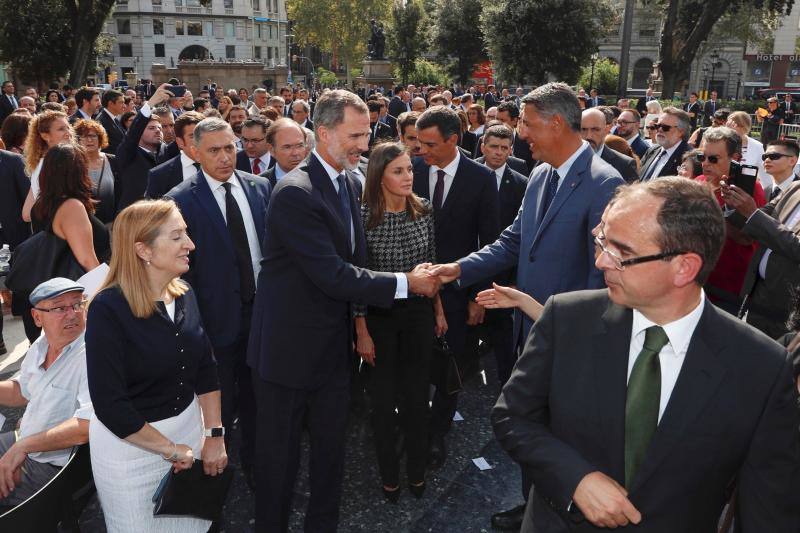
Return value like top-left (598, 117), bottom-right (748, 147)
top-left (762, 152), bottom-right (793, 161)
top-left (695, 153), bottom-right (721, 164)
top-left (655, 123), bottom-right (673, 132)
top-left (646, 125), bottom-right (658, 130)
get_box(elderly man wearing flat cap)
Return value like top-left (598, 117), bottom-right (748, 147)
top-left (0, 278), bottom-right (93, 505)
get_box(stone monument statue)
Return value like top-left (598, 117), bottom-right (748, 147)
top-left (367, 19), bottom-right (386, 60)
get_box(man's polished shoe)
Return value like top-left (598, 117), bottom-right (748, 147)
top-left (491, 503), bottom-right (526, 531)
top-left (428, 435), bottom-right (446, 469)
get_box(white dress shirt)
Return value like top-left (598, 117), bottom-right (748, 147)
top-left (249, 153), bottom-right (271, 174)
top-left (12, 333), bottom-right (93, 466)
top-left (202, 171), bottom-right (263, 283)
top-left (311, 150), bottom-right (407, 298)
top-left (181, 152), bottom-right (199, 181)
top-left (627, 294), bottom-right (705, 422)
top-left (649, 142), bottom-right (681, 179)
top-left (493, 163), bottom-right (507, 190)
top-left (428, 150), bottom-right (461, 204)
top-left (552, 141), bottom-right (592, 193)
top-left (274, 163), bottom-right (290, 181)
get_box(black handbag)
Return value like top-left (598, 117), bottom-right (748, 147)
top-left (5, 227), bottom-right (85, 293)
top-left (432, 336), bottom-right (463, 395)
top-left (152, 460), bottom-right (234, 521)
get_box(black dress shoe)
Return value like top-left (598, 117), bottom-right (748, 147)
top-left (408, 481), bottom-right (426, 499)
top-left (490, 503), bottom-right (526, 531)
top-left (382, 485), bottom-right (400, 503)
top-left (428, 435), bottom-right (446, 469)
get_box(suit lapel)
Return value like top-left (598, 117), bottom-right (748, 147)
top-left (592, 300), bottom-right (633, 484)
top-left (499, 166), bottom-right (514, 204)
top-left (532, 149), bottom-right (589, 248)
top-left (631, 301), bottom-right (728, 492)
top-left (235, 171), bottom-right (266, 249)
top-left (189, 169), bottom-right (235, 255)
top-left (308, 155), bottom-right (351, 258)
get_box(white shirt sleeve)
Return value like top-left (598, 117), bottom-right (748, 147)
top-left (394, 273), bottom-right (408, 299)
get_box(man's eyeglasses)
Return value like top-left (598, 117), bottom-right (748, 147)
top-left (695, 153), bottom-right (721, 164)
top-left (34, 299), bottom-right (88, 315)
top-left (654, 123), bottom-right (673, 132)
top-left (762, 152), bottom-right (793, 161)
top-left (241, 137), bottom-right (266, 145)
top-left (645, 125), bottom-right (658, 131)
top-left (594, 235), bottom-right (685, 271)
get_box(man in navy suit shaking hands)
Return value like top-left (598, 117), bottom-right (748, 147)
top-left (247, 90), bottom-right (440, 532)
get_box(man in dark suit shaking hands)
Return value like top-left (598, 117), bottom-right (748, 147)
top-left (492, 177), bottom-right (799, 532)
top-left (166, 118), bottom-right (272, 490)
top-left (247, 90), bottom-right (440, 532)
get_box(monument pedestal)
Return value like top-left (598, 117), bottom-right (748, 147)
top-left (357, 60), bottom-right (395, 91)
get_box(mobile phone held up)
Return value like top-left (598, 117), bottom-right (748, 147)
top-left (167, 85), bottom-right (187, 98)
top-left (727, 160), bottom-right (758, 197)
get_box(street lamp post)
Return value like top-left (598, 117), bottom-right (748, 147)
top-left (589, 51), bottom-right (599, 91)
top-left (736, 70), bottom-right (743, 100)
top-left (708, 50), bottom-right (720, 94)
top-left (293, 54), bottom-right (315, 88)
top-left (702, 65), bottom-right (709, 97)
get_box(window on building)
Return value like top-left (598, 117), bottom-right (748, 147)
top-left (254, 46), bottom-right (262, 59)
top-left (226, 45), bottom-right (236, 59)
top-left (174, 0), bottom-right (182, 6)
top-left (187, 21), bottom-right (202, 35)
top-left (153, 18), bottom-right (164, 34)
top-left (154, 43), bottom-right (165, 57)
top-left (746, 61), bottom-right (771, 84)
top-left (119, 43), bottom-right (133, 57)
top-left (117, 0), bottom-right (128, 5)
top-left (787, 62), bottom-right (800, 85)
top-left (175, 20), bottom-right (185, 35)
top-left (186, 0), bottom-right (201, 6)
top-left (252, 0), bottom-right (259, 10)
top-left (224, 0), bottom-right (232, 7)
top-left (117, 18), bottom-right (131, 34)
top-left (268, 24), bottom-right (272, 39)
top-left (267, 47), bottom-right (272, 60)
top-left (225, 21), bottom-right (235, 37)
top-left (257, 24), bottom-right (262, 39)
top-left (638, 25), bottom-right (656, 37)
top-left (152, 0), bottom-right (162, 5)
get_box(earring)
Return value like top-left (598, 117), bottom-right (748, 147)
top-left (146, 260), bottom-right (151, 266)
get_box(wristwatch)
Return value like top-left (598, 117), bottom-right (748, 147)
top-left (204, 426), bottom-right (225, 438)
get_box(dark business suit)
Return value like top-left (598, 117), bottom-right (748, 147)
top-left (685, 101), bottom-right (702, 130)
top-left (381, 114), bottom-right (398, 138)
top-left (114, 109), bottom-right (170, 212)
top-left (639, 140), bottom-right (688, 181)
top-left (98, 109), bottom-right (125, 155)
top-left (629, 136), bottom-right (649, 160)
top-left (259, 166), bottom-right (278, 187)
top-left (145, 153), bottom-right (187, 199)
top-left (587, 96), bottom-right (605, 108)
top-left (0, 150), bottom-right (31, 249)
top-left (737, 181), bottom-right (800, 339)
top-left (702, 99), bottom-right (719, 127)
top-left (69, 110), bottom-right (92, 125)
top-left (236, 150), bottom-right (275, 174)
top-left (0, 93), bottom-right (18, 125)
top-left (247, 153), bottom-right (398, 532)
top-left (600, 146), bottom-right (638, 183)
top-left (460, 130), bottom-right (478, 158)
top-left (412, 154), bottom-right (500, 436)
top-left (388, 96), bottom-right (410, 119)
top-left (167, 168), bottom-right (271, 480)
top-left (782, 100), bottom-right (797, 123)
top-left (369, 121), bottom-right (394, 148)
top-left (493, 289), bottom-right (799, 533)
top-left (484, 91), bottom-right (498, 109)
top-left (301, 119), bottom-right (314, 131)
top-left (476, 155), bottom-right (528, 176)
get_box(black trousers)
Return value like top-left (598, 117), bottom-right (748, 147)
top-left (430, 290), bottom-right (467, 437)
top-left (365, 298), bottom-right (433, 486)
top-left (214, 302), bottom-right (255, 471)
top-left (475, 307), bottom-right (515, 386)
top-left (253, 372), bottom-right (349, 533)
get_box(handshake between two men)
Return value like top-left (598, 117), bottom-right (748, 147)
top-left (404, 263), bottom-right (462, 298)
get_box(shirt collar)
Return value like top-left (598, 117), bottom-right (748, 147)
top-left (432, 150), bottom-right (461, 177)
top-left (775, 173), bottom-right (799, 192)
top-left (494, 163), bottom-right (507, 178)
top-left (555, 141), bottom-right (591, 179)
top-left (275, 163), bottom-right (289, 179)
top-left (104, 108), bottom-right (117, 120)
top-left (180, 151), bottom-right (196, 169)
top-left (79, 109), bottom-right (92, 119)
top-left (631, 292), bottom-right (705, 358)
top-left (312, 149), bottom-right (344, 184)
top-left (660, 141), bottom-right (681, 159)
top-left (29, 332), bottom-right (86, 369)
top-left (250, 152), bottom-right (271, 165)
top-left (203, 170), bottom-right (238, 192)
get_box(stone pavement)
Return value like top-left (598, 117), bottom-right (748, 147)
top-left (0, 307), bottom-right (523, 533)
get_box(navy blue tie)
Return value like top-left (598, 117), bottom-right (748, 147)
top-left (541, 169), bottom-right (560, 218)
top-left (336, 174), bottom-right (353, 251)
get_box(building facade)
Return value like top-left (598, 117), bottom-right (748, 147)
top-left (106, 0), bottom-right (288, 83)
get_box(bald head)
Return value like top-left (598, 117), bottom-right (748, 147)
top-left (581, 108), bottom-right (608, 152)
top-left (411, 97), bottom-right (427, 112)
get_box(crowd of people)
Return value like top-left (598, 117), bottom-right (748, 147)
top-left (0, 75), bottom-right (799, 533)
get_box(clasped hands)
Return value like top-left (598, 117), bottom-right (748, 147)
top-left (405, 262), bottom-right (461, 298)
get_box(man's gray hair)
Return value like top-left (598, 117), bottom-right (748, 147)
top-left (304, 128), bottom-right (316, 151)
top-left (313, 89), bottom-right (368, 139)
top-left (253, 88), bottom-right (268, 96)
top-left (292, 99), bottom-right (311, 114)
top-left (193, 117), bottom-right (233, 144)
top-left (520, 82), bottom-right (581, 132)
top-left (661, 106), bottom-right (691, 139)
top-left (701, 126), bottom-right (741, 157)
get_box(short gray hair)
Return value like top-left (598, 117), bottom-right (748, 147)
top-left (313, 89), bottom-right (368, 139)
top-left (701, 126), bottom-right (741, 157)
top-left (661, 107), bottom-right (691, 139)
top-left (520, 82), bottom-right (581, 132)
top-left (193, 117), bottom-right (233, 145)
top-left (253, 88), bottom-right (268, 96)
top-left (292, 99), bottom-right (311, 114)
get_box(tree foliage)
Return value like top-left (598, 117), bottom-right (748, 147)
top-left (393, 58), bottom-right (449, 86)
top-left (656, 0), bottom-right (794, 97)
top-left (481, 0), bottom-right (617, 85)
top-left (578, 58), bottom-right (619, 95)
top-left (315, 67), bottom-right (339, 86)
top-left (0, 0), bottom-right (116, 87)
top-left (433, 0), bottom-right (486, 84)
top-left (387, 0), bottom-right (428, 85)
top-left (288, 0), bottom-right (387, 87)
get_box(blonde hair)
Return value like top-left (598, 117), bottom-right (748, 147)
top-left (727, 111), bottom-right (752, 133)
top-left (98, 200), bottom-right (188, 318)
top-left (645, 99), bottom-right (662, 115)
top-left (24, 110), bottom-right (71, 173)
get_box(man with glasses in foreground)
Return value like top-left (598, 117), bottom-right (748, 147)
top-left (639, 107), bottom-right (690, 180)
top-left (0, 278), bottom-right (92, 505)
top-left (494, 177), bottom-right (799, 531)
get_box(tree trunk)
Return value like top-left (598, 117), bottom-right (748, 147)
top-left (69, 32), bottom-right (93, 86)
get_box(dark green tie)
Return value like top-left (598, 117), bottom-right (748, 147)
top-left (625, 325), bottom-right (669, 489)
